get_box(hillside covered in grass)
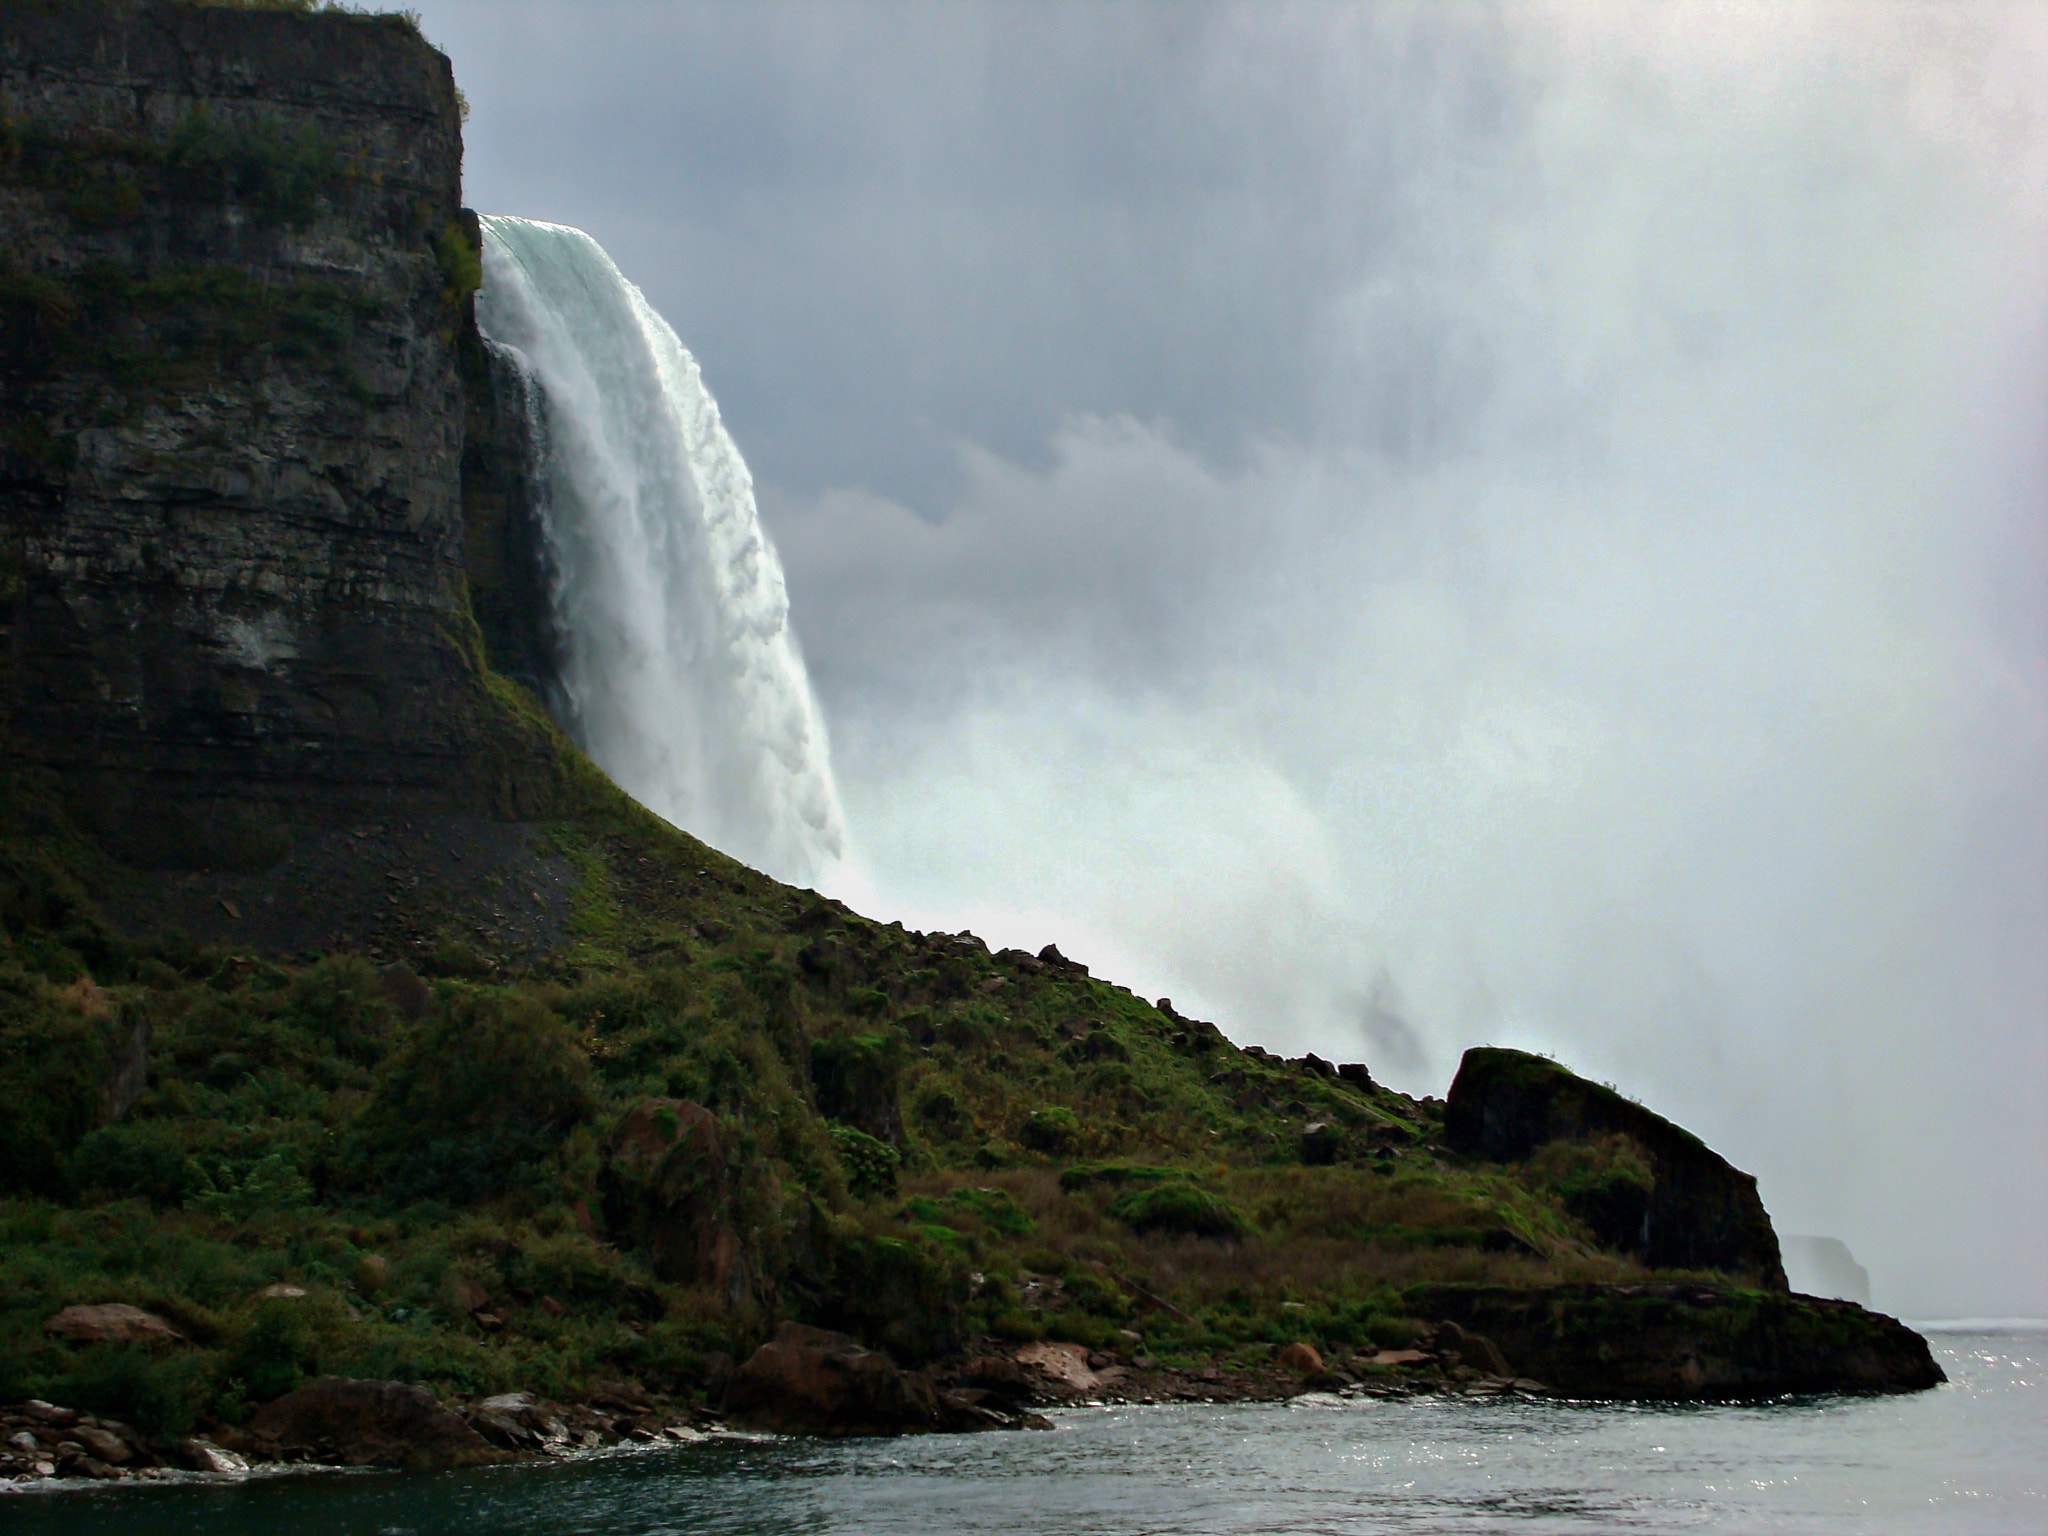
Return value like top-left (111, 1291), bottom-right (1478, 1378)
top-left (0, 0), bottom-right (1940, 1466)
top-left (0, 735), bottom-right (1943, 1446)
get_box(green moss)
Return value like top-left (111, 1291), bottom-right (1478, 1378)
top-left (436, 218), bottom-right (483, 309)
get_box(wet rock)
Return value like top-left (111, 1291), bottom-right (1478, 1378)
top-left (42, 1304), bottom-right (185, 1345)
top-left (722, 1323), bottom-right (943, 1436)
top-left (175, 1438), bottom-right (250, 1474)
top-left (245, 1377), bottom-right (502, 1469)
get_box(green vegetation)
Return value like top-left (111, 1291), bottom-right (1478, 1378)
top-left (0, 737), bottom-right (1711, 1431)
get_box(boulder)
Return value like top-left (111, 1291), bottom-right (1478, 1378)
top-left (1014, 1339), bottom-right (1100, 1396)
top-left (244, 1378), bottom-right (501, 1469)
top-left (1369, 1348), bottom-right (1431, 1366)
top-left (1276, 1341), bottom-right (1324, 1374)
top-left (467, 1392), bottom-right (568, 1451)
top-left (1434, 1320), bottom-right (1512, 1377)
top-left (721, 1323), bottom-right (943, 1436)
top-left (69, 1425), bottom-right (134, 1465)
top-left (42, 1304), bottom-right (185, 1345)
top-left (600, 1099), bottom-right (744, 1297)
top-left (175, 1438), bottom-right (250, 1474)
top-left (1443, 1047), bottom-right (1787, 1286)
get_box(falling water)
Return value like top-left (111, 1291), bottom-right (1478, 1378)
top-left (474, 215), bottom-right (846, 886)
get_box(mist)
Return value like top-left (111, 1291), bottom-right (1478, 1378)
top-left (415, 1), bottom-right (2047, 1318)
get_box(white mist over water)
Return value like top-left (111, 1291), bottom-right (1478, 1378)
top-left (474, 216), bottom-right (847, 887)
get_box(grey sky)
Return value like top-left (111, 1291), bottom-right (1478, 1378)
top-left (413, 1), bottom-right (2048, 1316)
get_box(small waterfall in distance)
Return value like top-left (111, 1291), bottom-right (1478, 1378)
top-left (474, 215), bottom-right (847, 887)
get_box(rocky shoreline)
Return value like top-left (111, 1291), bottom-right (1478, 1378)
top-left (1, 1294), bottom-right (1943, 1488)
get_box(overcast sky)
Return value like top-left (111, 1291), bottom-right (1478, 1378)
top-left (412, 0), bottom-right (2048, 1317)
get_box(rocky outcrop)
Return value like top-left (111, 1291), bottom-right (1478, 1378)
top-left (0, 1), bottom-right (566, 872)
top-left (458, 309), bottom-right (561, 704)
top-left (722, 1322), bottom-right (1041, 1436)
top-left (240, 1376), bottom-right (500, 1469)
top-left (1410, 1283), bottom-right (1944, 1399)
top-left (1444, 1047), bottom-right (1787, 1286)
top-left (41, 1302), bottom-right (183, 1344)
top-left (598, 1098), bottom-right (746, 1297)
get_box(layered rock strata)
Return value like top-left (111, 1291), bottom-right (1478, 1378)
top-left (0, 1), bottom-right (560, 870)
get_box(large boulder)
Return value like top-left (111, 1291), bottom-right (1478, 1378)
top-left (243, 1378), bottom-right (501, 1469)
top-left (1444, 1047), bottom-right (1786, 1286)
top-left (599, 1099), bottom-right (745, 1298)
top-left (722, 1323), bottom-right (945, 1436)
top-left (42, 1304), bottom-right (185, 1345)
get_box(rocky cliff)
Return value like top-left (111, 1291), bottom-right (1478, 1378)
top-left (1444, 1046), bottom-right (1788, 1288)
top-left (0, 0), bottom-right (562, 874)
top-left (0, 5), bottom-right (1942, 1458)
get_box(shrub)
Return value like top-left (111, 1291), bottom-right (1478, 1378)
top-left (0, 976), bottom-right (104, 1195)
top-left (353, 989), bottom-right (598, 1204)
top-left (829, 1123), bottom-right (900, 1197)
top-left (281, 955), bottom-right (397, 1069)
top-left (1107, 1181), bottom-right (1249, 1240)
top-left (1526, 1134), bottom-right (1655, 1250)
top-left (911, 1082), bottom-right (967, 1137)
top-left (68, 1122), bottom-right (202, 1207)
top-left (47, 1343), bottom-right (213, 1437)
top-left (1058, 1163), bottom-right (1175, 1193)
top-left (1019, 1106), bottom-right (1078, 1155)
top-left (189, 1150), bottom-right (312, 1217)
top-left (223, 1299), bottom-right (319, 1403)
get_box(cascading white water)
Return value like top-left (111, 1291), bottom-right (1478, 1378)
top-left (474, 215), bottom-right (846, 886)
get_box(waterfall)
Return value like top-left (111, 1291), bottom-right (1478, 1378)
top-left (474, 215), bottom-right (846, 886)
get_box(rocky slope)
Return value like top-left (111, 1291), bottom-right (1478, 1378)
top-left (0, 2), bottom-right (1943, 1471)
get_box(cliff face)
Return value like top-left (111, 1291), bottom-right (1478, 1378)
top-left (0, 0), bottom-right (557, 871)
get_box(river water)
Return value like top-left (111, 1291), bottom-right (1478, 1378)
top-left (8, 1328), bottom-right (2042, 1535)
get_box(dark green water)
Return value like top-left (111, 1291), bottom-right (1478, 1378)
top-left (6, 1330), bottom-right (2042, 1535)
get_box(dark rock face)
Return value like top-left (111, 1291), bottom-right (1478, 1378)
top-left (242, 1376), bottom-right (500, 1469)
top-left (599, 1097), bottom-right (747, 1298)
top-left (1411, 1283), bottom-right (1946, 1399)
top-left (722, 1322), bottom-right (1032, 1436)
top-left (723, 1322), bottom-right (941, 1436)
top-left (1444, 1047), bottom-right (1788, 1287)
top-left (0, 2), bottom-right (562, 870)
top-left (458, 315), bottom-right (563, 706)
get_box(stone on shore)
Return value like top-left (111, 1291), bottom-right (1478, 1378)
top-left (242, 1378), bottom-right (502, 1469)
